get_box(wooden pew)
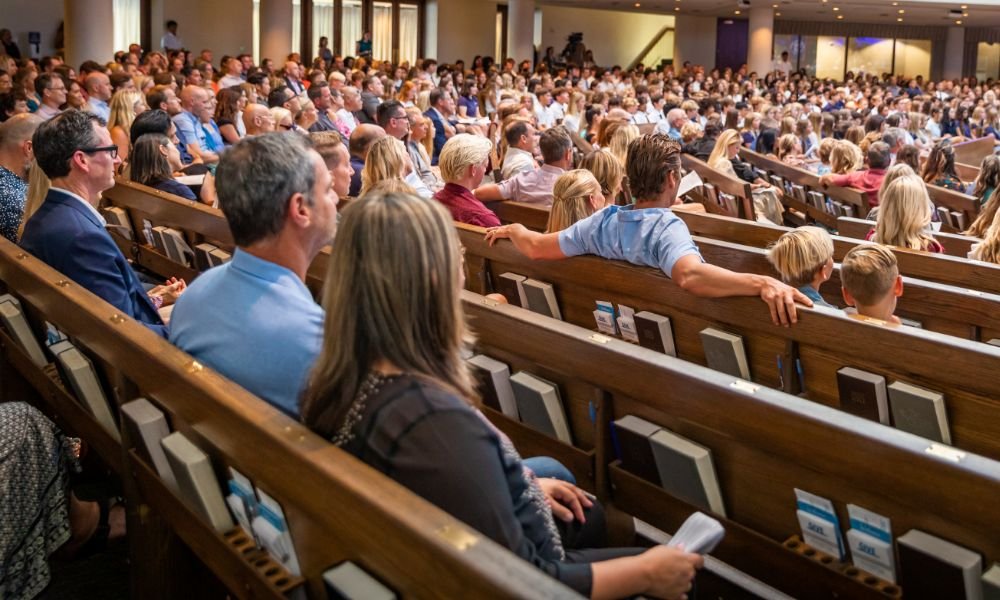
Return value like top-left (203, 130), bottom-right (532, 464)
top-left (738, 148), bottom-right (869, 227)
top-left (925, 183), bottom-right (980, 232)
top-left (955, 161), bottom-right (981, 183)
top-left (456, 223), bottom-right (1000, 465)
top-left (465, 292), bottom-right (1000, 600)
top-left (836, 216), bottom-right (978, 259)
top-left (953, 136), bottom-right (997, 167)
top-left (679, 153), bottom-right (756, 220)
top-left (0, 238), bottom-right (576, 600)
top-left (86, 181), bottom-right (1000, 598)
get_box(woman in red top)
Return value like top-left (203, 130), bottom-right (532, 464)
top-left (867, 175), bottom-right (945, 254)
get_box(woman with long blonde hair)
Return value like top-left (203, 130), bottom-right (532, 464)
top-left (359, 136), bottom-right (410, 196)
top-left (16, 165), bottom-right (50, 241)
top-left (708, 129), bottom-right (783, 224)
top-left (107, 89), bottom-right (147, 162)
top-left (607, 123), bottom-right (640, 169)
top-left (300, 191), bottom-right (703, 600)
top-left (871, 176), bottom-right (944, 253)
top-left (969, 207), bottom-right (1000, 263)
top-left (545, 169), bottom-right (606, 233)
top-left (579, 149), bottom-right (625, 204)
top-left (829, 140), bottom-right (863, 175)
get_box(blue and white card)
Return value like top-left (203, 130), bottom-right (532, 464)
top-left (794, 488), bottom-right (845, 560)
top-left (846, 504), bottom-right (895, 583)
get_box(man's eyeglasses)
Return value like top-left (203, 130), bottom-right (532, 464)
top-left (79, 145), bottom-right (119, 159)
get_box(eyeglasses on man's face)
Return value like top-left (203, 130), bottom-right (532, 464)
top-left (79, 145), bottom-right (119, 159)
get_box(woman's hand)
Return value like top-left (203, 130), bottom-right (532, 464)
top-left (536, 478), bottom-right (593, 523)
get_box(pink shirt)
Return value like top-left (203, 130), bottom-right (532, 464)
top-left (830, 168), bottom-right (887, 208)
top-left (496, 164), bottom-right (564, 206)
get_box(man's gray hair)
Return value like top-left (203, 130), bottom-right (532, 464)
top-left (216, 133), bottom-right (317, 246)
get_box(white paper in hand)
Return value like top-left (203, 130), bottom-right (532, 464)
top-left (678, 170), bottom-right (704, 198)
top-left (667, 511), bottom-right (726, 555)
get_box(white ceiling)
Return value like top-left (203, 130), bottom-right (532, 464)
top-left (537, 0), bottom-right (1000, 27)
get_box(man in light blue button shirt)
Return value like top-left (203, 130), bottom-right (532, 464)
top-left (485, 134), bottom-right (812, 326)
top-left (169, 133), bottom-right (338, 416)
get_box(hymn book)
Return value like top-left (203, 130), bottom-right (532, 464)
top-left (897, 529), bottom-right (983, 600)
top-left (700, 328), bottom-right (750, 380)
top-left (509, 372), bottom-right (572, 444)
top-left (522, 279), bottom-right (562, 320)
top-left (836, 367), bottom-right (890, 425)
top-left (49, 340), bottom-right (121, 442)
top-left (633, 311), bottom-right (677, 357)
top-left (101, 207), bottom-right (132, 240)
top-left (323, 562), bottom-right (398, 600)
top-left (194, 243), bottom-right (218, 271)
top-left (121, 398), bottom-right (176, 491)
top-left (888, 381), bottom-right (951, 444)
top-left (649, 428), bottom-right (726, 516)
top-left (982, 564), bottom-right (1000, 600)
top-left (467, 354), bottom-right (519, 419)
top-left (496, 272), bottom-right (528, 307)
top-left (161, 228), bottom-right (195, 268)
top-left (0, 294), bottom-right (47, 368)
top-left (161, 431), bottom-right (234, 533)
top-left (611, 415), bottom-right (662, 483)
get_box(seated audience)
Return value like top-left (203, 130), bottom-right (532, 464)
top-left (173, 85), bottom-right (220, 164)
top-left (841, 244), bottom-right (903, 325)
top-left (475, 127), bottom-right (573, 206)
top-left (300, 190), bottom-right (703, 599)
top-left (500, 119), bottom-right (538, 181)
top-left (243, 103), bottom-right (275, 136)
top-left (485, 134), bottom-right (811, 325)
top-left (920, 140), bottom-right (965, 192)
top-left (310, 131), bottom-right (356, 200)
top-left (33, 72), bottom-right (66, 120)
top-left (707, 129), bottom-right (783, 224)
top-left (129, 133), bottom-right (196, 200)
top-left (894, 144), bottom-right (920, 172)
top-left (828, 140), bottom-right (863, 175)
top-left (169, 133), bottom-right (335, 416)
top-left (405, 107), bottom-right (441, 191)
top-left (107, 89), bottom-right (147, 163)
top-left (972, 154), bottom-right (999, 207)
top-left (433, 133), bottom-right (499, 227)
top-left (775, 133), bottom-right (807, 167)
top-left (868, 176), bottom-right (944, 253)
top-left (969, 208), bottom-right (1000, 263)
top-left (766, 226), bottom-right (837, 309)
top-left (359, 136), bottom-right (416, 196)
top-left (0, 113), bottom-right (41, 241)
top-left (268, 106), bottom-right (295, 132)
top-left (819, 141), bottom-right (890, 208)
top-left (579, 149), bottom-right (625, 204)
top-left (20, 110), bottom-right (183, 337)
top-left (607, 123), bottom-right (640, 169)
top-left (545, 169), bottom-right (606, 234)
top-left (215, 86), bottom-right (245, 144)
top-left (425, 88), bottom-right (458, 165)
top-left (347, 123), bottom-right (386, 196)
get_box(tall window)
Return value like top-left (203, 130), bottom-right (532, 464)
top-left (894, 39), bottom-right (931, 80)
top-left (253, 0), bottom-right (261, 63)
top-left (342, 0), bottom-right (363, 57)
top-left (846, 37), bottom-right (893, 77)
top-left (314, 0), bottom-right (335, 61)
top-left (495, 11), bottom-right (504, 61)
top-left (292, 0), bottom-right (301, 55)
top-left (373, 1), bottom-right (393, 61)
top-left (977, 42), bottom-right (1000, 81)
top-left (113, 0), bottom-right (141, 53)
top-left (399, 4), bottom-right (419, 66)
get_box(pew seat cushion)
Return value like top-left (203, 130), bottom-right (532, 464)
top-left (558, 204), bottom-right (703, 277)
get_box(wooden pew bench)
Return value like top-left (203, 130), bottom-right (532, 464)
top-left (0, 238), bottom-right (574, 600)
top-left (679, 154), bottom-right (756, 220)
top-left (836, 216), bottom-right (978, 259)
top-left (953, 136), bottom-right (997, 167)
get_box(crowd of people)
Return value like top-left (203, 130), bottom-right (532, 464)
top-left (2, 23), bottom-right (1000, 599)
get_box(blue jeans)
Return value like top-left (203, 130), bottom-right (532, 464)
top-left (523, 456), bottom-right (576, 484)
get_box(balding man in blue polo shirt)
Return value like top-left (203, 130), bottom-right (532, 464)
top-left (169, 133), bottom-right (339, 416)
top-left (485, 134), bottom-right (811, 326)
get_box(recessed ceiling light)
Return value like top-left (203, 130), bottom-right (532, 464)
top-left (961, 4), bottom-right (968, 8)
top-left (675, 6), bottom-right (680, 10)
top-left (734, 9), bottom-right (741, 14)
top-left (772, 3), bottom-right (778, 7)
top-left (892, 1), bottom-right (898, 4)
top-left (898, 9), bottom-right (904, 13)
top-left (634, 2), bottom-right (640, 6)
top-left (833, 6), bottom-right (839, 10)
top-left (956, 19), bottom-right (963, 24)
top-left (897, 17), bottom-right (903, 21)
top-left (776, 12), bottom-right (781, 16)
top-left (837, 14), bottom-right (843, 19)
top-left (963, 12), bottom-right (969, 16)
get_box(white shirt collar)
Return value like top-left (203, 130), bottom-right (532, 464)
top-left (52, 186), bottom-right (107, 226)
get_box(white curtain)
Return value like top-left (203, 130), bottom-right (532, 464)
top-left (112, 0), bottom-right (141, 53)
top-left (292, 0), bottom-right (301, 56)
top-left (341, 1), bottom-right (363, 57)
top-left (399, 5), bottom-right (418, 66)
top-left (313, 0), bottom-right (334, 58)
top-left (253, 0), bottom-right (261, 64)
top-left (373, 2), bottom-right (393, 62)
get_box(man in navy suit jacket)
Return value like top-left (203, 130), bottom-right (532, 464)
top-left (424, 88), bottom-right (457, 166)
top-left (19, 110), bottom-right (184, 338)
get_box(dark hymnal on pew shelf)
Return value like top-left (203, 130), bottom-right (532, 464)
top-left (699, 328), bottom-right (750, 380)
top-left (888, 381), bottom-right (951, 445)
top-left (509, 371), bottom-right (572, 444)
top-left (194, 243), bottom-right (217, 271)
top-left (121, 398), bottom-right (177, 491)
top-left (612, 415), bottom-right (662, 484)
top-left (324, 561), bottom-right (397, 600)
top-left (836, 367), bottom-right (890, 425)
top-left (467, 354), bottom-right (519, 419)
top-left (101, 207), bottom-right (132, 240)
top-left (897, 529), bottom-right (982, 600)
top-left (161, 431), bottom-right (235, 533)
top-left (649, 428), bottom-right (726, 517)
top-left (496, 272), bottom-right (528, 307)
top-left (522, 279), bottom-right (562, 321)
top-left (161, 228), bottom-right (195, 268)
top-left (0, 294), bottom-right (48, 368)
top-left (49, 340), bottom-right (121, 442)
top-left (151, 226), bottom-right (169, 253)
top-left (633, 311), bottom-right (677, 357)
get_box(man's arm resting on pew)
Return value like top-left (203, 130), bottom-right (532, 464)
top-left (474, 184), bottom-right (507, 202)
top-left (484, 223), bottom-right (563, 259)
top-left (671, 254), bottom-right (811, 326)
